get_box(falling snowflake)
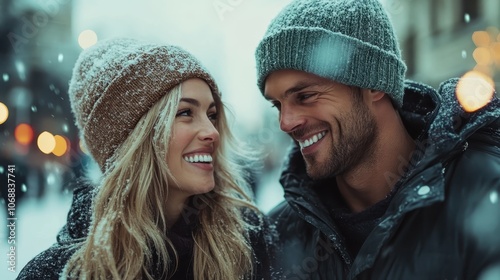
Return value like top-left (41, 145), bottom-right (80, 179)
top-left (490, 191), bottom-right (498, 204)
top-left (47, 173), bottom-right (56, 185)
top-left (464, 13), bottom-right (470, 23)
top-left (15, 60), bottom-right (26, 81)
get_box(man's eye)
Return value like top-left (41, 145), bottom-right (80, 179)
top-left (176, 109), bottom-right (191, 117)
top-left (298, 93), bottom-right (316, 101)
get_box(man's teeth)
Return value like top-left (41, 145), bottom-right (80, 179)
top-left (184, 154), bottom-right (213, 163)
top-left (299, 132), bottom-right (326, 149)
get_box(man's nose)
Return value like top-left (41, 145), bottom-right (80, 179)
top-left (279, 106), bottom-right (305, 133)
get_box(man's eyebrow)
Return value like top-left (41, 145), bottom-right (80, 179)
top-left (264, 80), bottom-right (320, 101)
top-left (180, 98), bottom-right (216, 109)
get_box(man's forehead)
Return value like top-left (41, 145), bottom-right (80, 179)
top-left (264, 70), bottom-right (334, 99)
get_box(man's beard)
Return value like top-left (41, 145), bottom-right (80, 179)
top-left (305, 96), bottom-right (378, 180)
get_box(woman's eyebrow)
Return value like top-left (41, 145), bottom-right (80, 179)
top-left (180, 98), bottom-right (216, 109)
top-left (180, 98), bottom-right (199, 106)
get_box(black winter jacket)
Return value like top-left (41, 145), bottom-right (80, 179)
top-left (17, 181), bottom-right (277, 279)
top-left (270, 78), bottom-right (500, 279)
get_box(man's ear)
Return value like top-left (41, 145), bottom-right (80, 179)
top-left (368, 89), bottom-right (386, 102)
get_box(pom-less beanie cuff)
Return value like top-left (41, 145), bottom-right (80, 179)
top-left (256, 27), bottom-right (406, 107)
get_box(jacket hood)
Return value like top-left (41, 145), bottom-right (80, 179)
top-left (279, 78), bottom-right (500, 188)
top-left (424, 78), bottom-right (499, 155)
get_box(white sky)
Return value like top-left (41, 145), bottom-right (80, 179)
top-left (71, 0), bottom-right (292, 134)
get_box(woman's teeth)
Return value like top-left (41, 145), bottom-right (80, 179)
top-left (183, 154), bottom-right (213, 163)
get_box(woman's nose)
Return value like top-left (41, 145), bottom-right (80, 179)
top-left (199, 119), bottom-right (220, 143)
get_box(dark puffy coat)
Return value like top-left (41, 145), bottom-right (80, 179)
top-left (270, 78), bottom-right (500, 279)
top-left (17, 180), bottom-right (277, 279)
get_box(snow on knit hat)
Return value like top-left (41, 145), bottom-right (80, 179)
top-left (68, 38), bottom-right (219, 172)
top-left (255, 0), bottom-right (407, 107)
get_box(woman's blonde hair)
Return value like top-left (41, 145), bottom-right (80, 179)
top-left (63, 82), bottom-right (260, 279)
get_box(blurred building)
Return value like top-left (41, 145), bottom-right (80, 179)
top-left (0, 0), bottom-right (84, 200)
top-left (387, 0), bottom-right (500, 89)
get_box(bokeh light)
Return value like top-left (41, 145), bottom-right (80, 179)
top-left (473, 47), bottom-right (493, 65)
top-left (492, 43), bottom-right (500, 65)
top-left (37, 131), bottom-right (56, 154)
top-left (472, 31), bottom-right (491, 47)
top-left (78, 29), bottom-right (98, 49)
top-left (52, 135), bottom-right (69, 156)
top-left (473, 65), bottom-right (494, 77)
top-left (0, 102), bottom-right (8, 124)
top-left (456, 71), bottom-right (495, 112)
top-left (14, 123), bottom-right (34, 145)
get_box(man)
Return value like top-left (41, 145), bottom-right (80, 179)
top-left (255, 0), bottom-right (500, 279)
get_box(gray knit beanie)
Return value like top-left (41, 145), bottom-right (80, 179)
top-left (255, 0), bottom-right (407, 107)
top-left (68, 38), bottom-right (219, 172)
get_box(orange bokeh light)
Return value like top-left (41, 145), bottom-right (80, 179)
top-left (473, 47), bottom-right (492, 65)
top-left (14, 123), bottom-right (34, 145)
top-left (456, 71), bottom-right (495, 112)
top-left (472, 31), bottom-right (491, 47)
top-left (52, 135), bottom-right (69, 156)
top-left (473, 64), bottom-right (493, 77)
top-left (492, 43), bottom-right (500, 64)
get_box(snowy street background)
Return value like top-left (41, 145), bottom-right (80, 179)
top-left (1, 0), bottom-right (499, 279)
top-left (0, 181), bottom-right (72, 279)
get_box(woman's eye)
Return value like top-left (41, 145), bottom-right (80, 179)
top-left (176, 109), bottom-right (191, 117)
top-left (208, 112), bottom-right (218, 122)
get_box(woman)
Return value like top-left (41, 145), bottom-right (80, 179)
top-left (17, 38), bottom-right (275, 279)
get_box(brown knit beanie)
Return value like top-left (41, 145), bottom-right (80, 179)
top-left (68, 38), bottom-right (219, 172)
